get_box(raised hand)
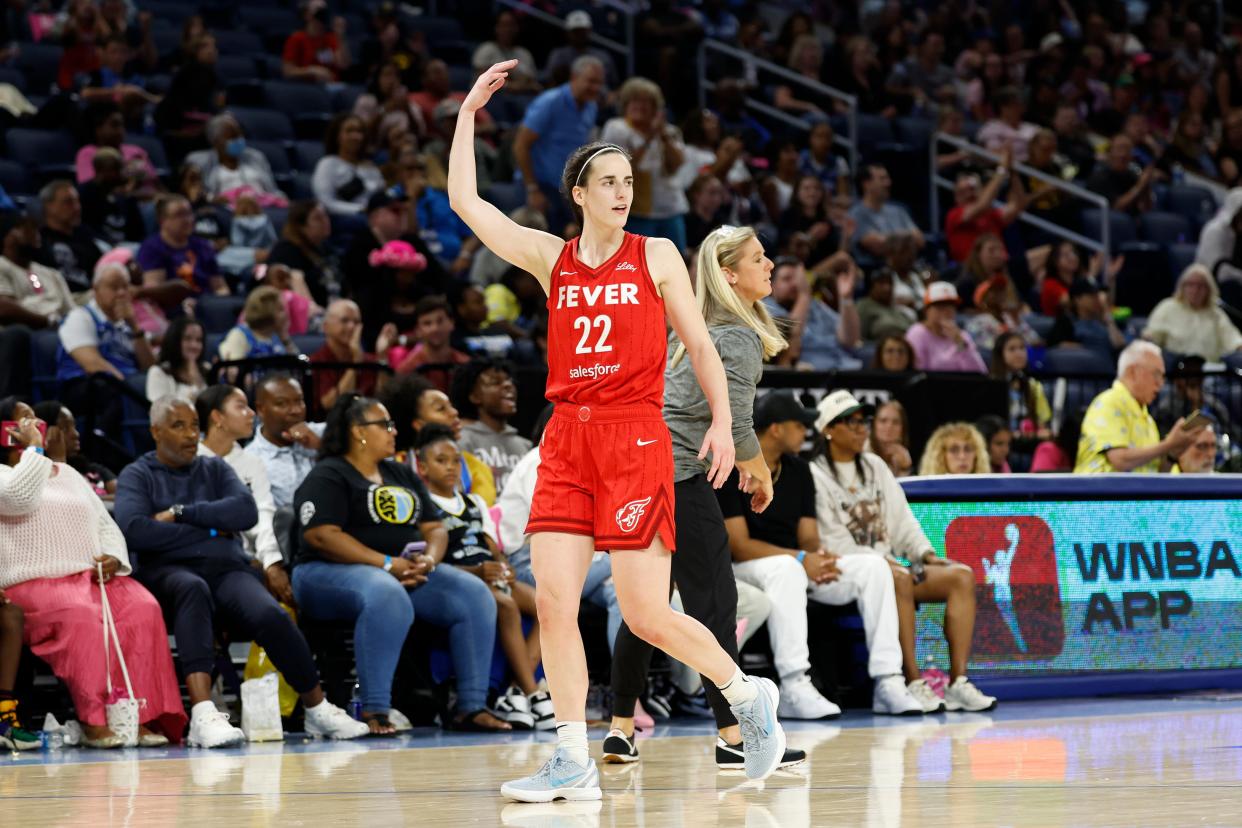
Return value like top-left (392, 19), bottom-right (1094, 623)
top-left (462, 59), bottom-right (519, 115)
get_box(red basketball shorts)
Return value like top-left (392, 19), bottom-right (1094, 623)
top-left (526, 404), bottom-right (676, 552)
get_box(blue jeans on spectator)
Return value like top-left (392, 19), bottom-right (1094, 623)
top-left (625, 214), bottom-right (687, 253)
top-left (511, 546), bottom-right (621, 652)
top-left (292, 561), bottom-right (497, 713)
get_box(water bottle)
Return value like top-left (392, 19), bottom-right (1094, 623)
top-left (349, 682), bottom-right (362, 721)
top-left (40, 730), bottom-right (64, 752)
top-left (920, 654), bottom-right (949, 698)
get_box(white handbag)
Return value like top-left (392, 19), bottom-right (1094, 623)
top-left (99, 562), bottom-right (143, 747)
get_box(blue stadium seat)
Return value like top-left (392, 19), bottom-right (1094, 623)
top-left (143, 1), bottom-right (195, 25)
top-left (293, 334), bottom-right (325, 354)
top-left (1115, 241), bottom-right (1172, 316)
top-left (855, 113), bottom-right (895, 147)
top-left (1043, 346), bottom-right (1115, 375)
top-left (1167, 242), bottom-right (1197, 280)
top-left (30, 329), bottom-right (61, 402)
top-left (1027, 314), bottom-right (1056, 341)
top-left (1163, 183), bottom-right (1217, 230)
top-left (1079, 208), bottom-right (1137, 245)
top-left (124, 133), bottom-right (171, 178)
top-left (484, 181), bottom-right (524, 215)
top-left (212, 30), bottom-right (265, 56)
top-left (333, 84), bottom-right (366, 112)
top-left (230, 107), bottom-right (295, 143)
top-left (448, 65), bottom-right (476, 93)
top-left (238, 6), bottom-right (300, 36)
top-left (263, 206), bottom-right (289, 235)
top-left (264, 81), bottom-right (335, 139)
top-left (402, 15), bottom-right (464, 42)
top-left (14, 43), bottom-right (62, 95)
top-left (250, 139), bottom-right (292, 178)
top-left (205, 331), bottom-right (226, 358)
top-left (287, 172), bottom-right (314, 200)
top-left (215, 55), bottom-right (260, 84)
top-left (5, 129), bottom-right (76, 179)
top-left (0, 159), bottom-right (31, 197)
top-left (292, 140), bottom-right (325, 170)
top-left (1139, 210), bottom-right (1192, 244)
top-left (196, 294), bottom-right (246, 334)
top-left (0, 66), bottom-right (24, 88)
top-left (894, 116), bottom-right (934, 148)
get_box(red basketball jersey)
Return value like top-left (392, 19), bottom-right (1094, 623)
top-left (544, 232), bottom-right (667, 409)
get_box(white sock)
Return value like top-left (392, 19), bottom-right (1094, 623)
top-left (555, 721), bottom-right (589, 767)
top-left (716, 667), bottom-right (758, 707)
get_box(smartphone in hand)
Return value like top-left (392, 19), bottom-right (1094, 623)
top-left (401, 541), bottom-right (427, 560)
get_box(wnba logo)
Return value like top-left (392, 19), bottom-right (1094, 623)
top-left (616, 497), bottom-right (652, 533)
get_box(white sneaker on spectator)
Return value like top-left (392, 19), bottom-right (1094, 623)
top-left (906, 679), bottom-right (946, 713)
top-left (493, 687), bottom-right (535, 730)
top-left (943, 677), bottom-right (997, 712)
top-left (872, 675), bottom-right (925, 716)
top-left (776, 674), bottom-right (841, 720)
top-left (387, 708), bottom-right (413, 731)
top-left (528, 690), bottom-right (556, 731)
top-left (304, 699), bottom-right (370, 739)
top-left (187, 701), bottom-right (244, 749)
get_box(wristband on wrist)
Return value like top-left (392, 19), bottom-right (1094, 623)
top-left (795, 550), bottom-right (807, 564)
top-left (383, 555), bottom-right (394, 572)
top-left (26, 446), bottom-right (44, 455)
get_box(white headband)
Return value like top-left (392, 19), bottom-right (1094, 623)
top-left (574, 145), bottom-right (624, 187)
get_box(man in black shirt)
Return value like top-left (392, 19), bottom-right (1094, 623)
top-left (1086, 134), bottom-right (1155, 215)
top-left (717, 391), bottom-right (922, 718)
top-left (35, 181), bottom-right (104, 294)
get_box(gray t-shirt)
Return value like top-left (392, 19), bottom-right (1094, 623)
top-left (664, 324), bottom-right (763, 483)
top-left (457, 420), bottom-right (532, 494)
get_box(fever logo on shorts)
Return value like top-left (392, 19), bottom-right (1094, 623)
top-left (945, 516), bottom-right (1064, 659)
top-left (615, 497), bottom-right (652, 534)
top-left (371, 486), bottom-right (419, 525)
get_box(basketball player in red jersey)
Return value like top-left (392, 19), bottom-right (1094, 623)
top-left (449, 61), bottom-right (786, 800)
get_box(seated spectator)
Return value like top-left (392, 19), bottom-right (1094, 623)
top-left (965, 273), bottom-right (1039, 352)
top-left (450, 282), bottom-right (514, 359)
top-left (1087, 134), bottom-right (1155, 215)
top-left (684, 174), bottom-right (728, 251)
top-left (1196, 189), bottom-right (1242, 285)
top-left (153, 32), bottom-right (223, 137)
top-left (35, 181), bottom-right (103, 294)
top-left (57, 1), bottom-right (104, 92)
top-left (293, 395), bottom-right (508, 733)
top-left (717, 391), bottom-right (919, 718)
top-left (778, 175), bottom-right (849, 269)
top-left (1038, 241), bottom-right (1087, 316)
top-left (0, 213), bottom-right (75, 332)
top-left (991, 331), bottom-right (1052, 439)
top-left (849, 164), bottom-right (924, 261)
top-left (1047, 278), bottom-right (1126, 359)
top-left (798, 122), bottom-right (849, 196)
top-left (32, 399), bottom-right (116, 497)
top-left (1030, 410), bottom-right (1083, 473)
top-left (919, 422), bottom-right (991, 475)
top-left (878, 234), bottom-right (934, 312)
top-left (247, 374), bottom-right (323, 510)
top-left (472, 10), bottom-right (539, 93)
top-left (766, 258), bottom-right (862, 370)
top-left (416, 424), bottom-right (549, 729)
top-left (484, 267), bottom-right (546, 345)
top-left (601, 78), bottom-right (689, 249)
top-left (1074, 341), bottom-right (1204, 474)
top-left (185, 113), bottom-right (284, 204)
top-left (868, 399), bottom-right (912, 477)
top-left (1161, 110), bottom-right (1218, 180)
top-left (810, 390), bottom-right (995, 712)
top-left (887, 31), bottom-right (955, 110)
top-left (75, 103), bottom-right (159, 198)
top-left (267, 201), bottom-right (337, 307)
top-left (76, 35), bottom-right (159, 122)
top-left (839, 36), bottom-right (897, 116)
top-left (219, 286), bottom-right (296, 362)
top-left (116, 396), bottom-right (366, 746)
top-left (313, 114), bottom-right (385, 219)
top-left (310, 299), bottom-right (394, 414)
top-left (1152, 356), bottom-right (1236, 443)
top-left (1216, 110), bottom-right (1242, 188)
top-left (423, 99), bottom-right (498, 191)
top-left (956, 232), bottom-right (1017, 310)
top-left (282, 0), bottom-right (349, 83)
top-left (1020, 129), bottom-right (1078, 235)
top-left (977, 87), bottom-right (1040, 162)
top-left (80, 148), bottom-right (146, 245)
top-left (174, 163), bottom-right (232, 251)
top-left (394, 296), bottom-right (470, 386)
top-left (975, 414), bottom-right (1013, 473)
top-left (544, 10), bottom-right (619, 90)
top-left (679, 108), bottom-right (753, 192)
top-left (772, 34), bottom-right (830, 118)
top-left (1051, 104), bottom-right (1097, 178)
top-left (711, 77), bottom-right (772, 155)
top-left (409, 59), bottom-right (496, 142)
top-left (1144, 265), bottom-right (1242, 362)
top-left (196, 385), bottom-right (285, 587)
top-left (95, 247), bottom-right (167, 341)
top-left (380, 373), bottom-right (496, 505)
top-left (138, 195), bottom-right (228, 299)
top-left (354, 59), bottom-right (426, 147)
top-left (945, 159), bottom-right (1026, 265)
top-left (450, 359), bottom-right (531, 493)
top-left (0, 399), bottom-right (186, 748)
top-left (145, 316), bottom-right (207, 404)
top-left (760, 142), bottom-right (802, 220)
top-left (1175, 421), bottom-right (1217, 473)
top-left (406, 153), bottom-right (477, 269)
top-left (857, 269), bottom-right (913, 340)
top-left (872, 334), bottom-right (915, 372)
top-left (905, 283), bottom-right (987, 373)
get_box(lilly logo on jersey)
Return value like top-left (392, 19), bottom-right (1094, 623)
top-left (615, 261), bottom-right (637, 271)
top-left (616, 497), bottom-right (652, 533)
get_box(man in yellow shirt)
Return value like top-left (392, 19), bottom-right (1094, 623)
top-left (1074, 341), bottom-right (1204, 473)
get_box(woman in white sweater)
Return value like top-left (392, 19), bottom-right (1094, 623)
top-left (0, 399), bottom-right (187, 747)
top-left (1143, 264), bottom-right (1242, 361)
top-left (809, 390), bottom-right (997, 714)
top-left (312, 113), bottom-right (385, 217)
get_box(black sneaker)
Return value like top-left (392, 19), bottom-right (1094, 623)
top-left (601, 728), bottom-right (640, 763)
top-left (715, 737), bottom-right (805, 770)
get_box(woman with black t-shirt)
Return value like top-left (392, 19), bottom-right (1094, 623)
top-left (292, 394), bottom-right (508, 734)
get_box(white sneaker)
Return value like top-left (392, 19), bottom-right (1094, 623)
top-left (493, 688), bottom-right (535, 730)
top-left (528, 690), bottom-right (555, 731)
top-left (187, 701), bottom-right (245, 749)
top-left (776, 674), bottom-right (841, 720)
top-left (387, 708), bottom-right (413, 731)
top-left (907, 678), bottom-right (946, 713)
top-left (872, 675), bottom-right (924, 716)
top-left (304, 700), bottom-right (370, 739)
top-left (943, 676), bottom-right (997, 712)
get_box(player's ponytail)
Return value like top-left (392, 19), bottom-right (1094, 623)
top-left (672, 225), bottom-right (786, 367)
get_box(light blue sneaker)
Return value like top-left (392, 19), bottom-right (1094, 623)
top-left (727, 675), bottom-right (787, 780)
top-left (500, 748), bottom-right (603, 803)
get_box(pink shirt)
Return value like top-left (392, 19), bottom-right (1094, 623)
top-left (75, 144), bottom-right (158, 190)
top-left (905, 322), bottom-right (987, 373)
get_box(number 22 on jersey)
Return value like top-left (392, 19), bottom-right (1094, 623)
top-left (573, 315), bottom-right (613, 354)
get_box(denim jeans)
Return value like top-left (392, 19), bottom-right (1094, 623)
top-left (511, 547), bottom-right (621, 652)
top-left (292, 561), bottom-right (497, 712)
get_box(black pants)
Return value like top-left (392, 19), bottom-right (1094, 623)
top-left (0, 326), bottom-right (31, 398)
top-left (611, 475), bottom-right (739, 729)
top-left (137, 561), bottom-right (319, 694)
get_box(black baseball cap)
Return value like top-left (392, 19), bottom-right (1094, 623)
top-left (366, 184), bottom-right (409, 213)
top-left (754, 390), bottom-right (818, 431)
top-left (1173, 355), bottom-right (1206, 378)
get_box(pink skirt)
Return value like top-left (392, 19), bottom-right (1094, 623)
top-left (6, 571), bottom-right (188, 742)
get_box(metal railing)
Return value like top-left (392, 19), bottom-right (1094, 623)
top-left (930, 132), bottom-right (1112, 280)
top-left (494, 0), bottom-right (635, 77)
top-left (696, 39), bottom-right (859, 173)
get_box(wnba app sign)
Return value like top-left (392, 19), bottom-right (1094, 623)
top-left (945, 516), bottom-right (1064, 659)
